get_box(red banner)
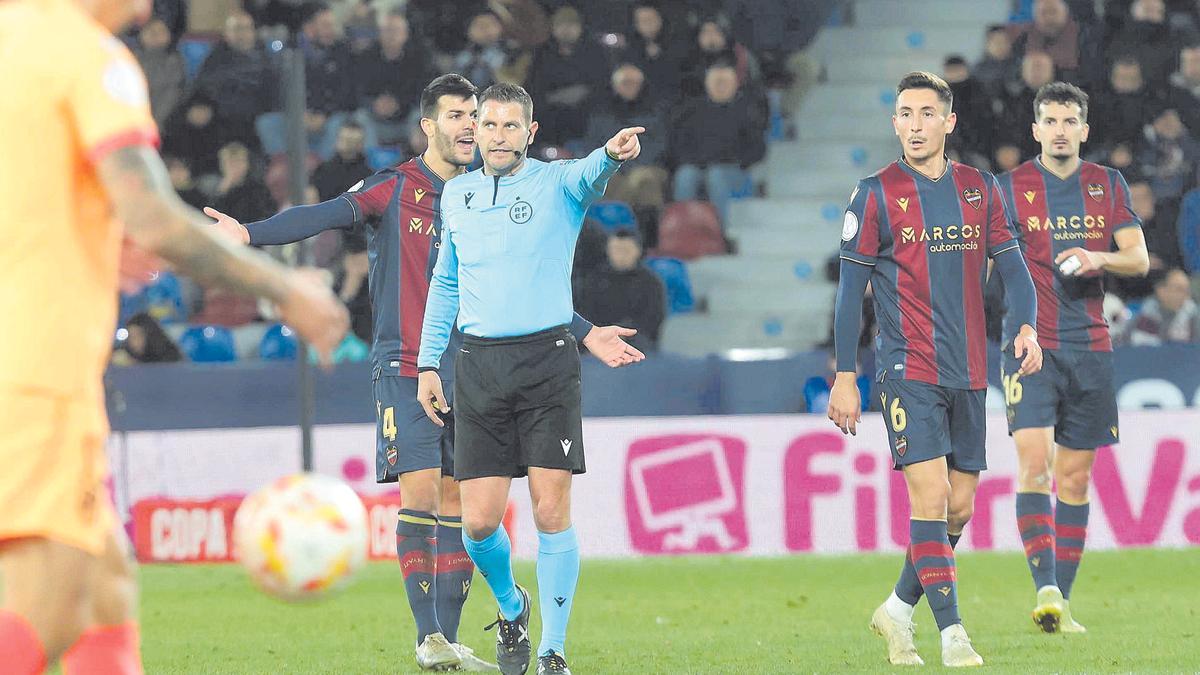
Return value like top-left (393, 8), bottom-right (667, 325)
top-left (131, 494), bottom-right (515, 564)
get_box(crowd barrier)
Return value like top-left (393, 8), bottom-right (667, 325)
top-left (106, 344), bottom-right (1200, 431)
top-left (111, 411), bottom-right (1200, 562)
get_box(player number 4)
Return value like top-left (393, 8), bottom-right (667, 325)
top-left (382, 406), bottom-right (397, 442)
top-left (1003, 373), bottom-right (1023, 405)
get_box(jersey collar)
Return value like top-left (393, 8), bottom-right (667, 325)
top-left (898, 155), bottom-right (951, 183)
top-left (415, 156), bottom-right (446, 190)
top-left (1033, 155), bottom-right (1083, 183)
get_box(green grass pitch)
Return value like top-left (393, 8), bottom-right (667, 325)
top-left (137, 549), bottom-right (1199, 673)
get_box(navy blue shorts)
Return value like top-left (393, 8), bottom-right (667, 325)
top-left (1001, 347), bottom-right (1119, 450)
top-left (877, 378), bottom-right (987, 472)
top-left (373, 370), bottom-right (454, 483)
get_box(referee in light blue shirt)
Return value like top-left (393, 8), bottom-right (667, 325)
top-left (415, 83), bottom-right (645, 675)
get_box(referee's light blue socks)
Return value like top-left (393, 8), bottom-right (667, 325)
top-left (536, 527), bottom-right (580, 658)
top-left (463, 526), bottom-right (523, 621)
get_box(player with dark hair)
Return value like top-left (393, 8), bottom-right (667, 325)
top-left (207, 74), bottom-right (640, 671)
top-left (0, 1), bottom-right (348, 673)
top-left (996, 81), bottom-right (1148, 634)
top-left (417, 82), bottom-right (646, 675)
top-left (828, 71), bottom-right (1043, 667)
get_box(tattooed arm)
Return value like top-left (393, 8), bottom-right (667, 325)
top-left (97, 145), bottom-right (348, 361)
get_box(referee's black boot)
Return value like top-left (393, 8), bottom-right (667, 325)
top-left (536, 651), bottom-right (571, 675)
top-left (484, 585), bottom-right (532, 675)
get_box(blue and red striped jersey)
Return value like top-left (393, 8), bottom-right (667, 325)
top-left (840, 159), bottom-right (1020, 390)
top-left (341, 157), bottom-right (449, 377)
top-left (997, 159), bottom-right (1141, 352)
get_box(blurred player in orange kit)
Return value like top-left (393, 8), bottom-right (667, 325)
top-left (0, 1), bottom-right (350, 673)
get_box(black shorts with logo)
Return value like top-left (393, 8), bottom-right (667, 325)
top-left (1001, 346), bottom-right (1119, 450)
top-left (452, 325), bottom-right (585, 480)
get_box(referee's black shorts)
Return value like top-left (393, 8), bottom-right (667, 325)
top-left (452, 325), bottom-right (585, 480)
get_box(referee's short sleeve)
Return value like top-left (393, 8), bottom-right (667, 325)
top-left (839, 179), bottom-right (880, 266)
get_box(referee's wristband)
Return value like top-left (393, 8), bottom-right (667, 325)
top-left (417, 367), bottom-right (438, 374)
top-left (604, 147), bottom-right (624, 163)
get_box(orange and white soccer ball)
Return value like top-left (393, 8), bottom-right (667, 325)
top-left (233, 473), bottom-right (369, 601)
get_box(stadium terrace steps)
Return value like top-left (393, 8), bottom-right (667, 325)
top-left (706, 282), bottom-right (832, 316)
top-left (811, 26), bottom-right (988, 62)
top-left (686, 256), bottom-right (810, 292)
top-left (729, 228), bottom-right (836, 261)
top-left (799, 83), bottom-right (905, 116)
top-left (660, 307), bottom-right (831, 357)
top-left (728, 198), bottom-right (846, 234)
top-left (823, 52), bottom-right (946, 84)
top-left (851, 0), bottom-right (1010, 29)
top-left (767, 141), bottom-right (898, 173)
top-left (660, 1), bottom-right (1006, 353)
top-left (767, 167), bottom-right (873, 199)
top-left (797, 112), bottom-right (896, 141)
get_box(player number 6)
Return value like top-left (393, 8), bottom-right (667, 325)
top-left (889, 397), bottom-right (907, 432)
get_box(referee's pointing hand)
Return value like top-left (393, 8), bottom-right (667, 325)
top-left (416, 370), bottom-right (449, 427)
top-left (605, 126), bottom-right (645, 162)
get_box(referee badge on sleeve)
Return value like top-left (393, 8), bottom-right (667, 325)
top-left (841, 211), bottom-right (859, 241)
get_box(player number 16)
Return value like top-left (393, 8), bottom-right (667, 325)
top-left (1002, 373), bottom-right (1023, 405)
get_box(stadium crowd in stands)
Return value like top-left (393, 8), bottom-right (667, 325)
top-left (939, 0), bottom-right (1200, 345)
top-left (116, 0), bottom-right (1200, 365)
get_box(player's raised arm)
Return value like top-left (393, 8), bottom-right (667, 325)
top-left (206, 172), bottom-right (396, 246)
top-left (827, 179), bottom-right (879, 435)
top-left (98, 145), bottom-right (348, 363)
top-left (560, 126), bottom-right (644, 204)
top-left (206, 199), bottom-right (356, 245)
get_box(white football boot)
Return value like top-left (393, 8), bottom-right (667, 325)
top-left (941, 624), bottom-right (984, 667)
top-left (869, 602), bottom-right (924, 665)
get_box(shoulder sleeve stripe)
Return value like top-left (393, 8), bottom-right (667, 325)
top-left (840, 253), bottom-right (877, 266)
top-left (339, 194), bottom-right (362, 225)
top-left (85, 127), bottom-right (159, 164)
top-left (991, 241), bottom-right (1021, 256)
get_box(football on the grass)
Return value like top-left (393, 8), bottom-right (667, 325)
top-left (233, 473), bottom-right (369, 601)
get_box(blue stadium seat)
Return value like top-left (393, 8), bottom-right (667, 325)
top-left (803, 375), bottom-right (872, 413)
top-left (803, 376), bottom-right (831, 413)
top-left (643, 257), bottom-right (695, 314)
top-left (179, 325), bottom-right (237, 363)
top-left (586, 200), bottom-right (637, 233)
top-left (307, 333), bottom-right (371, 364)
top-left (366, 146), bottom-right (405, 171)
top-left (258, 323), bottom-right (298, 361)
top-left (728, 173), bottom-right (755, 200)
top-left (177, 38), bottom-right (214, 80)
top-left (119, 271), bottom-right (187, 326)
